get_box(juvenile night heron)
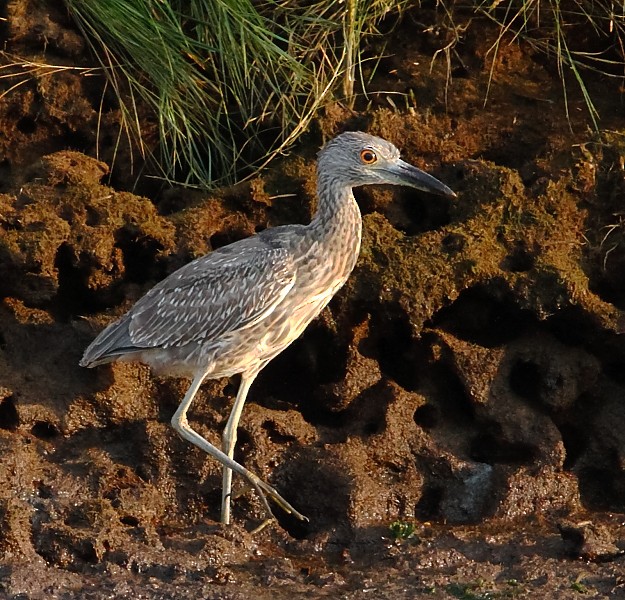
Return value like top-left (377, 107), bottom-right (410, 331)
top-left (80, 131), bottom-right (455, 527)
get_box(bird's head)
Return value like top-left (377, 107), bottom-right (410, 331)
top-left (317, 131), bottom-right (456, 199)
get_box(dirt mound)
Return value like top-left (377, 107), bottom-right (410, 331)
top-left (1, 1), bottom-right (625, 598)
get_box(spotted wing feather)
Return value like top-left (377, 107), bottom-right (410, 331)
top-left (81, 236), bottom-right (295, 365)
top-left (131, 241), bottom-right (295, 347)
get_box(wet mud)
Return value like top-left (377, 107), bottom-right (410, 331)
top-left (1, 1), bottom-right (625, 598)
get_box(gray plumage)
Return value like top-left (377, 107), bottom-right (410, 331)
top-left (81, 131), bottom-right (456, 529)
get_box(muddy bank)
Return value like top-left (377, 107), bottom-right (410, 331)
top-left (1, 1), bottom-right (625, 598)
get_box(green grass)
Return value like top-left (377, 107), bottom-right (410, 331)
top-left (389, 519), bottom-right (417, 541)
top-left (24, 0), bottom-right (622, 187)
top-left (62, 0), bottom-right (409, 187)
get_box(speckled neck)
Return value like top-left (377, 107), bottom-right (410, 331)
top-left (307, 175), bottom-right (363, 279)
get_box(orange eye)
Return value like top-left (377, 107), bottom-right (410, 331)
top-left (360, 149), bottom-right (377, 164)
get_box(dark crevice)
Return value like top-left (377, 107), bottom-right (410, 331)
top-left (431, 285), bottom-right (538, 347)
top-left (399, 187), bottom-right (453, 235)
top-left (355, 186), bottom-right (453, 236)
top-left (115, 226), bottom-right (167, 285)
top-left (577, 466), bottom-right (625, 512)
top-left (415, 484), bottom-right (444, 520)
top-left (31, 421), bottom-right (59, 440)
top-left (0, 396), bottom-right (19, 431)
top-left (120, 515), bottom-right (140, 527)
top-left (256, 322), bottom-right (349, 421)
top-left (469, 431), bottom-right (539, 465)
top-left (53, 242), bottom-right (107, 318)
top-left (545, 306), bottom-right (603, 347)
top-left (273, 449), bottom-right (352, 539)
top-left (368, 306), bottom-right (422, 391)
top-left (502, 242), bottom-right (536, 272)
top-left (413, 403), bottom-right (439, 429)
top-left (508, 360), bottom-right (542, 401)
top-left (17, 115), bottom-right (37, 135)
top-left (421, 360), bottom-right (476, 425)
top-left (559, 422), bottom-right (588, 470)
top-left (60, 130), bottom-right (92, 155)
top-left (0, 159), bottom-right (11, 193)
top-left (262, 421), bottom-right (297, 445)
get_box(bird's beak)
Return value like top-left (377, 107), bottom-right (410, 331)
top-left (388, 159), bottom-right (457, 199)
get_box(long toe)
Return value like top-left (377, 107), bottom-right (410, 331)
top-left (246, 472), bottom-right (308, 522)
top-left (257, 481), bottom-right (309, 522)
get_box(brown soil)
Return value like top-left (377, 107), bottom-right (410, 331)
top-left (2, 2), bottom-right (625, 598)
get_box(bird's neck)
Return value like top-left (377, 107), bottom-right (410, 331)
top-left (308, 179), bottom-right (362, 266)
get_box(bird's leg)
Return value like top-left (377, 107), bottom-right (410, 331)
top-left (171, 372), bottom-right (308, 525)
top-left (221, 369), bottom-right (259, 525)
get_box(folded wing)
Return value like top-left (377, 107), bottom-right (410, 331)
top-left (80, 237), bottom-right (296, 366)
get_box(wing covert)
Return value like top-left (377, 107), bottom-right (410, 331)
top-left (127, 240), bottom-right (295, 349)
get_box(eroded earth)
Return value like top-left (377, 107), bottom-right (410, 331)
top-left (1, 1), bottom-right (625, 598)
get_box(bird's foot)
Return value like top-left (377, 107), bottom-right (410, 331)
top-left (245, 471), bottom-right (309, 524)
top-left (250, 517), bottom-right (276, 535)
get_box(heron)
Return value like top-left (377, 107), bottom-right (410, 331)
top-left (80, 131), bottom-right (456, 528)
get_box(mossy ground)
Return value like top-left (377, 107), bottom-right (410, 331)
top-left (1, 2), bottom-right (625, 598)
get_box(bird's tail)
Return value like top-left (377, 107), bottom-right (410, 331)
top-left (80, 315), bottom-right (138, 367)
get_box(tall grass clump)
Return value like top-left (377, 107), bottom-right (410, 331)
top-left (63, 0), bottom-right (408, 187)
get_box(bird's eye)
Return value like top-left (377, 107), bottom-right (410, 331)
top-left (360, 149), bottom-right (377, 164)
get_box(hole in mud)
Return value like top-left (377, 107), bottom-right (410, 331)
top-left (441, 232), bottom-right (466, 254)
top-left (54, 242), bottom-right (102, 318)
top-left (0, 396), bottom-right (19, 430)
top-left (155, 189), bottom-right (189, 216)
top-left (0, 159), bottom-right (11, 193)
top-left (120, 515), bottom-right (140, 527)
top-left (425, 362), bottom-right (475, 425)
top-left (115, 225), bottom-right (167, 285)
top-left (413, 403), bottom-right (439, 429)
top-left (35, 480), bottom-right (53, 499)
top-left (578, 466), bottom-right (625, 512)
top-left (65, 506), bottom-right (91, 528)
top-left (452, 64), bottom-right (469, 78)
top-left (590, 275), bottom-right (625, 311)
top-left (83, 76), bottom-right (119, 113)
top-left (17, 116), bottom-right (37, 135)
top-left (78, 541), bottom-right (99, 564)
top-left (470, 432), bottom-right (539, 465)
top-left (85, 206), bottom-right (101, 227)
top-left (604, 360), bottom-right (625, 385)
top-left (559, 422), bottom-right (588, 470)
top-left (369, 308), bottom-right (421, 391)
top-left (508, 360), bottom-right (541, 401)
top-left (135, 464), bottom-right (152, 484)
top-left (62, 130), bottom-right (91, 154)
top-left (257, 323), bottom-right (348, 418)
top-left (262, 421), bottom-right (296, 444)
top-left (274, 450), bottom-right (351, 538)
top-left (363, 418), bottom-right (384, 436)
top-left (546, 305), bottom-right (607, 346)
top-left (502, 243), bottom-right (535, 272)
top-left (31, 421), bottom-right (59, 439)
top-left (480, 134), bottom-right (544, 171)
top-left (234, 428), bottom-right (253, 462)
top-left (432, 285), bottom-right (537, 347)
top-left (415, 485), bottom-right (443, 520)
top-left (398, 188), bottom-right (453, 235)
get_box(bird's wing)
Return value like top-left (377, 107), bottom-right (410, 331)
top-left (127, 238), bottom-right (296, 349)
